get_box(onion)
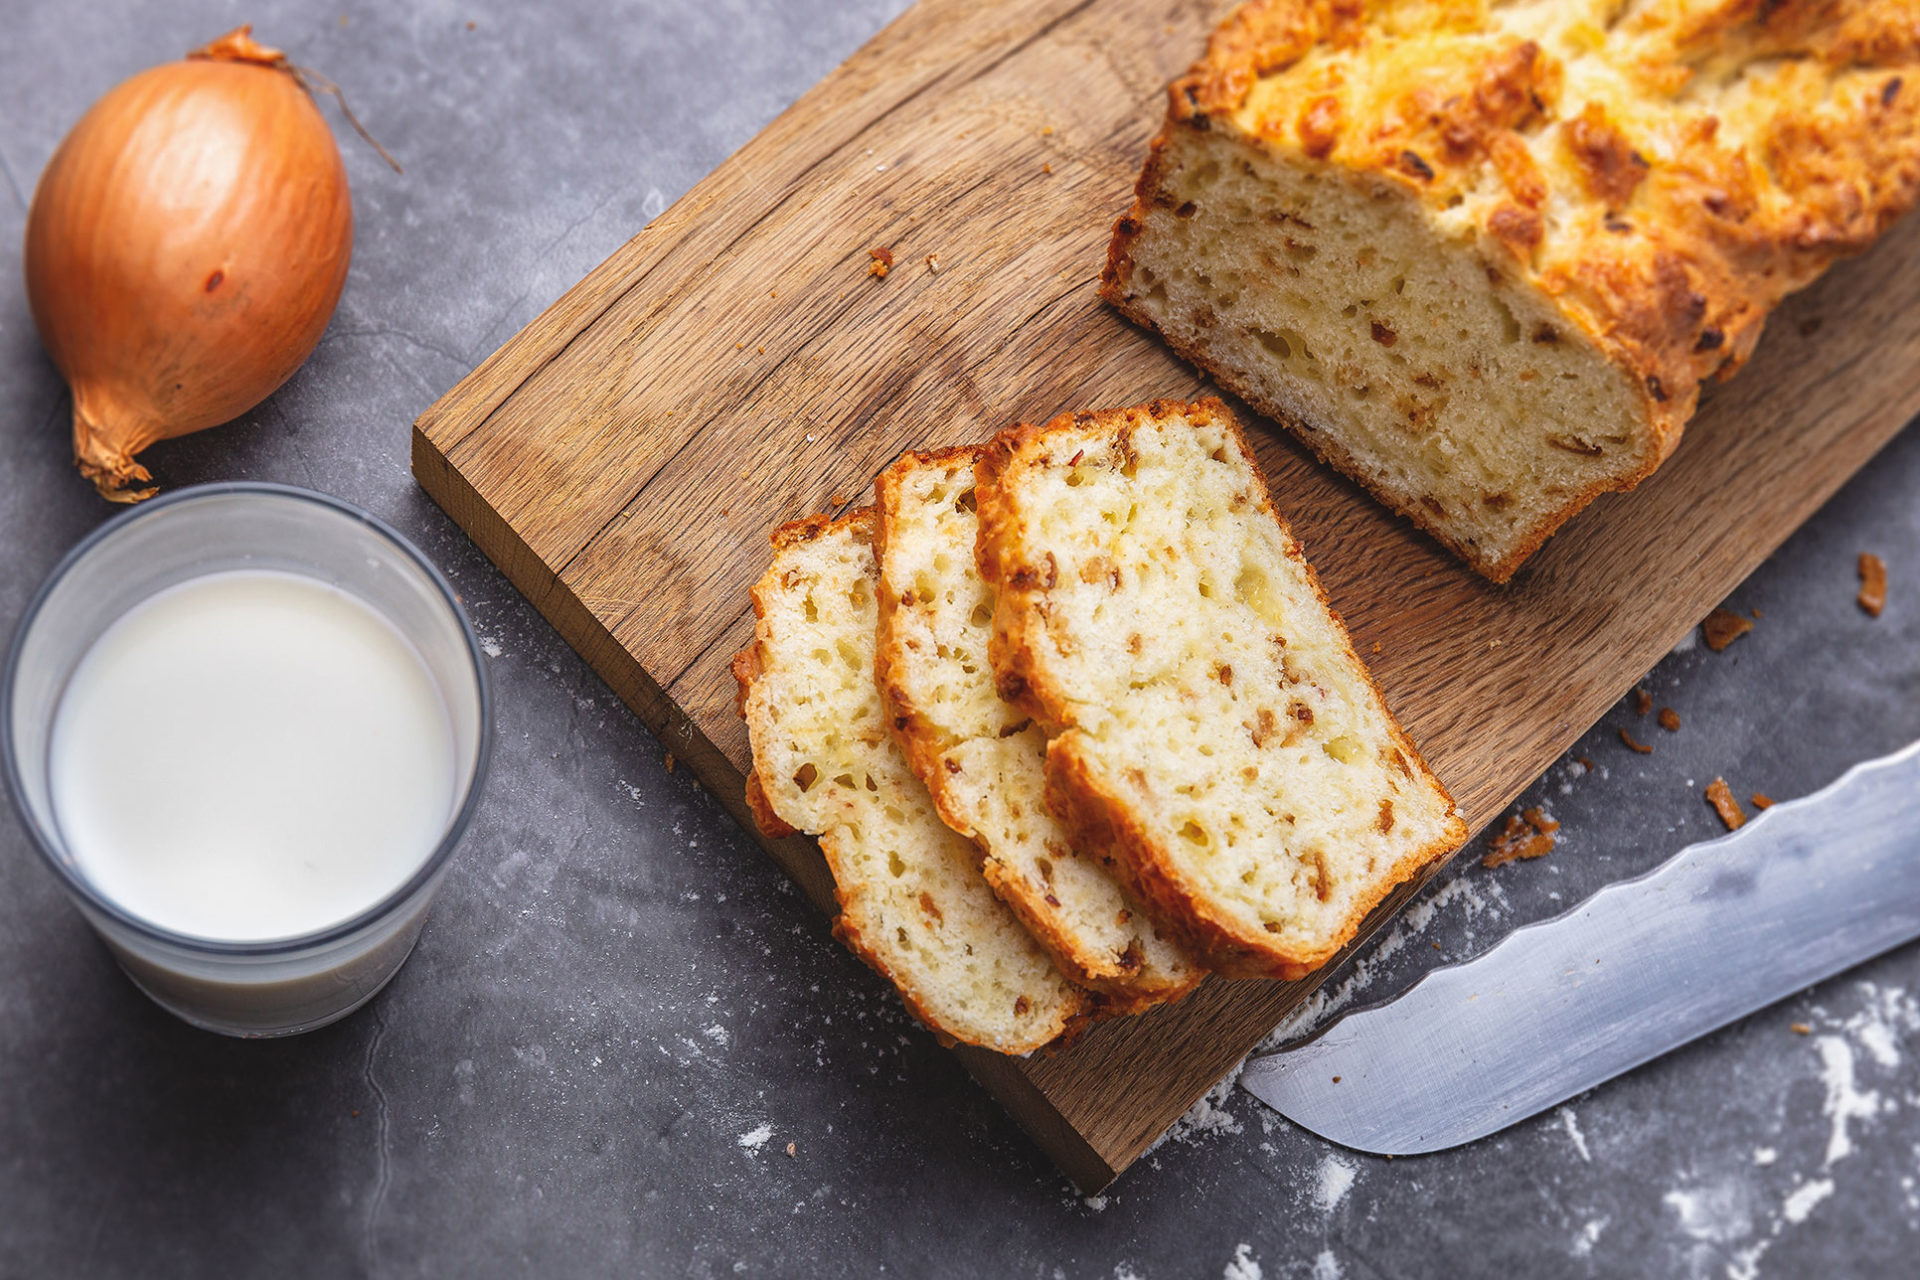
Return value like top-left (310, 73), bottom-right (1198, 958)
top-left (23, 27), bottom-right (354, 502)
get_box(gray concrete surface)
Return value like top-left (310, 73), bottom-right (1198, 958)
top-left (2, 3), bottom-right (1917, 1277)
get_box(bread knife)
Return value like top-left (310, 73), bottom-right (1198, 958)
top-left (1240, 739), bottom-right (1920, 1155)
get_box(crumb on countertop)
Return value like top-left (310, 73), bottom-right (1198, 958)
top-left (1791, 1021), bottom-right (1812, 1035)
top-left (1482, 807), bottom-right (1560, 868)
top-left (1859, 552), bottom-right (1887, 617)
top-left (663, 752), bottom-right (676, 774)
top-left (1634, 687), bottom-right (1652, 716)
top-left (1658, 707), bottom-right (1681, 732)
top-left (1702, 607), bottom-right (1753, 652)
top-left (1705, 777), bottom-right (1745, 830)
top-left (867, 247), bottom-right (894, 278)
top-left (1752, 793), bottom-right (1775, 810)
top-left (1620, 727), bottom-right (1653, 754)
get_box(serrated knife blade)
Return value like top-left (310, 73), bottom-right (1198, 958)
top-left (1240, 740), bottom-right (1920, 1155)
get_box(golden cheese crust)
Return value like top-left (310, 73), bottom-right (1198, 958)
top-left (1102, 0), bottom-right (1920, 579)
top-left (1156, 0), bottom-right (1920, 436)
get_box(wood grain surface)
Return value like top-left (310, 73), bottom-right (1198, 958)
top-left (413, 0), bottom-right (1920, 1190)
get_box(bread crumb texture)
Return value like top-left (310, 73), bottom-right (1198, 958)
top-left (1702, 604), bottom-right (1753, 650)
top-left (1482, 806), bottom-right (1560, 867)
top-left (1858, 551), bottom-right (1887, 616)
top-left (1705, 774), bottom-right (1746, 829)
top-left (734, 509), bottom-right (1086, 1053)
top-left (1102, 0), bottom-right (1920, 580)
top-left (976, 398), bottom-right (1466, 978)
top-left (874, 448), bottom-right (1203, 1005)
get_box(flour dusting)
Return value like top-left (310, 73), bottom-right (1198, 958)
top-left (1661, 1181), bottom-right (1750, 1245)
top-left (1839, 982), bottom-right (1919, 1070)
top-left (737, 1124), bottom-right (773, 1151)
top-left (1148, 1071), bottom-right (1246, 1155)
top-left (1222, 1242), bottom-right (1262, 1280)
top-left (1314, 1154), bottom-right (1356, 1214)
top-left (1558, 1106), bottom-right (1592, 1162)
top-left (1781, 1177), bottom-right (1834, 1225)
top-left (1571, 1217), bottom-right (1608, 1259)
top-left (1661, 981), bottom-right (1917, 1274)
top-left (1310, 1249), bottom-right (1343, 1280)
top-left (1815, 1035), bottom-right (1878, 1167)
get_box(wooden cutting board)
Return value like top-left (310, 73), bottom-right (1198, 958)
top-left (413, 0), bottom-right (1920, 1190)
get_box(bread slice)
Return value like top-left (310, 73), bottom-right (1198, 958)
top-left (873, 447), bottom-right (1204, 1008)
top-left (975, 398), bottom-right (1466, 980)
top-left (732, 508), bottom-right (1088, 1053)
top-left (1102, 1), bottom-right (1920, 581)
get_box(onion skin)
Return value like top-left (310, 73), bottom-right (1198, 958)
top-left (23, 28), bottom-right (352, 502)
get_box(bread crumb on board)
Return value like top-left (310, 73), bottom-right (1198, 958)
top-left (1702, 607), bottom-right (1753, 652)
top-left (1482, 808), bottom-right (1560, 868)
top-left (1619, 727), bottom-right (1653, 754)
top-left (1858, 552), bottom-right (1887, 617)
top-left (1658, 707), bottom-right (1681, 732)
top-left (925, 253), bottom-right (941, 274)
top-left (867, 247), bottom-right (894, 279)
top-left (1705, 777), bottom-right (1745, 830)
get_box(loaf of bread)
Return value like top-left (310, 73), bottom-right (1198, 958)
top-left (873, 448), bottom-right (1203, 1008)
top-left (1102, 0), bottom-right (1920, 581)
top-left (733, 509), bottom-right (1088, 1052)
top-left (975, 397), bottom-right (1465, 979)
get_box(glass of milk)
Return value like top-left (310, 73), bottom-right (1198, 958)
top-left (4, 484), bottom-right (490, 1036)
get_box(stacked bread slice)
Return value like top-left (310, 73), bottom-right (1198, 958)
top-left (735, 397), bottom-right (1464, 1052)
top-left (977, 399), bottom-right (1467, 980)
top-left (874, 449), bottom-right (1203, 1011)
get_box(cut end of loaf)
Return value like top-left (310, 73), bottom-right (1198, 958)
top-left (1104, 128), bottom-right (1659, 581)
top-left (976, 398), bottom-right (1466, 977)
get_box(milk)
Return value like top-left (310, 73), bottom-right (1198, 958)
top-left (50, 569), bottom-right (457, 942)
